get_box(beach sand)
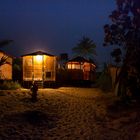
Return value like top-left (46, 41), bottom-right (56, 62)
top-left (0, 87), bottom-right (140, 140)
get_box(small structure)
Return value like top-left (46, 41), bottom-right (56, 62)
top-left (22, 51), bottom-right (56, 88)
top-left (66, 56), bottom-right (96, 81)
top-left (0, 50), bottom-right (13, 80)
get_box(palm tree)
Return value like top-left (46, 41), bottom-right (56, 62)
top-left (72, 36), bottom-right (96, 60)
top-left (0, 55), bottom-right (8, 67)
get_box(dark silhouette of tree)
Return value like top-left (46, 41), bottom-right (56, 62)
top-left (104, 0), bottom-right (140, 100)
top-left (111, 48), bottom-right (122, 88)
top-left (111, 48), bottom-right (122, 66)
top-left (13, 57), bottom-right (22, 82)
top-left (58, 53), bottom-right (68, 69)
top-left (72, 36), bottom-right (96, 60)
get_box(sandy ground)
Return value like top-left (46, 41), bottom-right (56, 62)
top-left (0, 87), bottom-right (140, 140)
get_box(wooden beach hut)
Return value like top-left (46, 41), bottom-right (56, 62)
top-left (0, 50), bottom-right (13, 80)
top-left (22, 51), bottom-right (56, 88)
top-left (66, 56), bottom-right (96, 81)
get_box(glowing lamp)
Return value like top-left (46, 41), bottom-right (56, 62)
top-left (36, 55), bottom-right (43, 62)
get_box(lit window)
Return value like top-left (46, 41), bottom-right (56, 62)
top-left (68, 64), bottom-right (71, 69)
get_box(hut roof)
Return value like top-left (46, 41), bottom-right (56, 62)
top-left (21, 51), bottom-right (55, 57)
top-left (68, 56), bottom-right (95, 64)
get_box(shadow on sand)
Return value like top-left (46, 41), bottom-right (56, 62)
top-left (2, 110), bottom-right (59, 129)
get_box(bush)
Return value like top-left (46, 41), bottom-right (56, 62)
top-left (96, 70), bottom-right (112, 92)
top-left (0, 81), bottom-right (21, 90)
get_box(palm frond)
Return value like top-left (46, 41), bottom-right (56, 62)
top-left (72, 36), bottom-right (96, 59)
top-left (0, 55), bottom-right (8, 66)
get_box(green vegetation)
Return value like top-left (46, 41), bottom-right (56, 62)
top-left (0, 81), bottom-right (21, 90)
top-left (96, 64), bottom-right (112, 92)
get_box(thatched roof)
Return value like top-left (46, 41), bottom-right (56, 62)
top-left (21, 51), bottom-right (55, 57)
top-left (68, 56), bottom-right (95, 64)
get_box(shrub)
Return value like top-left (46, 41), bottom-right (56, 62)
top-left (0, 81), bottom-right (21, 90)
top-left (96, 69), bottom-right (112, 92)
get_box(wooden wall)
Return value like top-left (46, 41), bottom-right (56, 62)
top-left (0, 51), bottom-right (12, 80)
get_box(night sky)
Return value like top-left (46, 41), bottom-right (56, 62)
top-left (0, 0), bottom-right (115, 66)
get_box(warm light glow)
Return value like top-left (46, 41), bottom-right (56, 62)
top-left (35, 55), bottom-right (43, 62)
top-left (68, 62), bottom-right (82, 69)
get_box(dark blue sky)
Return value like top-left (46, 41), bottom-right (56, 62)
top-left (0, 0), bottom-right (115, 65)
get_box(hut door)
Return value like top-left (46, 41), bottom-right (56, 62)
top-left (33, 56), bottom-right (43, 81)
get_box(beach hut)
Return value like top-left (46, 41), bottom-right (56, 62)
top-left (22, 51), bottom-right (56, 87)
top-left (0, 50), bottom-right (13, 80)
top-left (66, 56), bottom-right (96, 81)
